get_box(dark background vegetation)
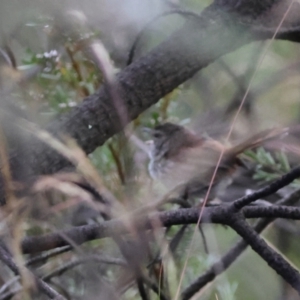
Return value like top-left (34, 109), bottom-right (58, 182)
top-left (0, 0), bottom-right (300, 299)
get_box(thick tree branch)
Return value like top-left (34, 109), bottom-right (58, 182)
top-left (26, 0), bottom-right (300, 176)
top-left (21, 203), bottom-right (300, 255)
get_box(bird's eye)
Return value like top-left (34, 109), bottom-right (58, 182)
top-left (153, 131), bottom-right (163, 138)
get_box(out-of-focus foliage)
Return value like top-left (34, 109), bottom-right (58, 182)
top-left (246, 148), bottom-right (294, 181)
top-left (0, 1), bottom-right (300, 300)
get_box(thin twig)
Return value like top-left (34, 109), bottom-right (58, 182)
top-left (229, 215), bottom-right (300, 294)
top-left (26, 246), bottom-right (72, 267)
top-left (181, 189), bottom-right (300, 299)
top-left (181, 218), bottom-right (271, 300)
top-left (232, 166), bottom-right (300, 209)
top-left (127, 9), bottom-right (200, 65)
top-left (0, 244), bottom-right (66, 299)
top-left (42, 255), bottom-right (127, 281)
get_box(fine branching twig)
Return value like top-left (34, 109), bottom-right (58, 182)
top-left (233, 166), bottom-right (300, 209)
top-left (181, 188), bottom-right (300, 299)
top-left (21, 166), bottom-right (300, 254)
top-left (0, 244), bottom-right (66, 299)
top-left (229, 215), bottom-right (300, 294)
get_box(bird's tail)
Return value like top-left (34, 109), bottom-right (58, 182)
top-left (227, 127), bottom-right (289, 157)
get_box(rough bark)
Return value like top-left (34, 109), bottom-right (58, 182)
top-left (26, 0), bottom-right (300, 176)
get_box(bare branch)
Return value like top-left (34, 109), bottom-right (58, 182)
top-left (0, 244), bottom-right (66, 299)
top-left (229, 215), bottom-right (300, 294)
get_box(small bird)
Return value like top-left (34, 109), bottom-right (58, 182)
top-left (145, 122), bottom-right (287, 201)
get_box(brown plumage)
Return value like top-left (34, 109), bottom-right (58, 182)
top-left (147, 123), bottom-right (287, 200)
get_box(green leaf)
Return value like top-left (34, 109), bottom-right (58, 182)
top-left (276, 150), bottom-right (290, 172)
